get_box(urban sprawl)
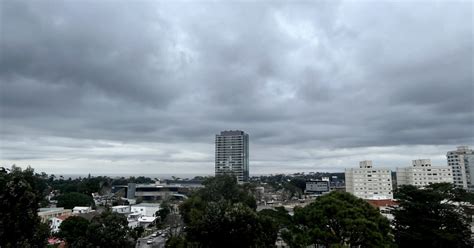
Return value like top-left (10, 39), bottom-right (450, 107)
top-left (4, 130), bottom-right (474, 247)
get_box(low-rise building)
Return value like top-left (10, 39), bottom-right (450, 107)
top-left (137, 216), bottom-right (157, 228)
top-left (366, 199), bottom-right (398, 221)
top-left (38, 207), bottom-right (72, 223)
top-left (50, 215), bottom-right (71, 233)
top-left (111, 205), bottom-right (131, 214)
top-left (113, 183), bottom-right (185, 202)
top-left (73, 206), bottom-right (92, 214)
top-left (305, 181), bottom-right (330, 195)
top-left (131, 203), bottom-right (160, 217)
top-left (345, 160), bottom-right (393, 199)
top-left (396, 159), bottom-right (453, 188)
top-left (127, 213), bottom-right (141, 228)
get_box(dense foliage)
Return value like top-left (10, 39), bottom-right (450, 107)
top-left (1, 166), bottom-right (158, 247)
top-left (284, 191), bottom-right (394, 248)
top-left (57, 216), bottom-right (90, 247)
top-left (156, 200), bottom-right (172, 224)
top-left (178, 175), bottom-right (279, 248)
top-left (392, 183), bottom-right (474, 248)
top-left (47, 175), bottom-right (109, 195)
top-left (58, 211), bottom-right (135, 247)
top-left (258, 206), bottom-right (292, 229)
top-left (3, 165), bottom-right (474, 248)
top-left (55, 192), bottom-right (94, 209)
top-left (0, 166), bottom-right (50, 248)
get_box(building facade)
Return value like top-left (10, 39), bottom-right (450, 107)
top-left (396, 159), bottom-right (453, 188)
top-left (72, 206), bottom-right (92, 214)
top-left (112, 205), bottom-right (131, 214)
top-left (38, 207), bottom-right (72, 223)
top-left (305, 181), bottom-right (330, 194)
top-left (447, 146), bottom-right (474, 191)
top-left (215, 130), bottom-right (249, 183)
top-left (50, 215), bottom-right (70, 233)
top-left (345, 160), bottom-right (393, 199)
top-left (131, 203), bottom-right (160, 217)
top-left (113, 183), bottom-right (183, 201)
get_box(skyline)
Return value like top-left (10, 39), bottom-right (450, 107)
top-left (0, 0), bottom-right (473, 175)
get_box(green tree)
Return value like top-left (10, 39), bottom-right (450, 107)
top-left (157, 200), bottom-right (172, 224)
top-left (57, 211), bottom-right (135, 247)
top-left (57, 216), bottom-right (90, 247)
top-left (185, 202), bottom-right (277, 247)
top-left (55, 192), bottom-right (94, 209)
top-left (0, 166), bottom-right (50, 248)
top-left (85, 211), bottom-right (134, 247)
top-left (129, 226), bottom-right (145, 241)
top-left (166, 236), bottom-right (187, 248)
top-left (179, 175), bottom-right (278, 247)
top-left (258, 206), bottom-right (292, 229)
top-left (200, 175), bottom-right (257, 209)
top-left (285, 191), bottom-right (394, 248)
top-left (392, 183), bottom-right (473, 248)
top-left (286, 178), bottom-right (306, 198)
top-left (34, 172), bottom-right (51, 207)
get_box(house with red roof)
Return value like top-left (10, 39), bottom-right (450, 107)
top-left (366, 199), bottom-right (399, 221)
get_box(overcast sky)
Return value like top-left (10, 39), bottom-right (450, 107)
top-left (0, 0), bottom-right (473, 176)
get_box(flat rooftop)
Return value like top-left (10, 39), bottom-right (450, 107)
top-left (132, 203), bottom-right (160, 207)
top-left (38, 207), bottom-right (67, 213)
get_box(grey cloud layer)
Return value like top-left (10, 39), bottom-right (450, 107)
top-left (0, 0), bottom-right (472, 173)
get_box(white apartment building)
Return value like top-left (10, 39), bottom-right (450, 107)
top-left (396, 159), bottom-right (453, 188)
top-left (345, 160), bottom-right (393, 199)
top-left (447, 146), bottom-right (474, 191)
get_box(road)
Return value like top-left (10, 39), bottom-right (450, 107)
top-left (136, 233), bottom-right (166, 248)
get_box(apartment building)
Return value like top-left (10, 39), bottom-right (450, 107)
top-left (396, 159), bottom-right (453, 188)
top-left (345, 160), bottom-right (393, 199)
top-left (447, 146), bottom-right (474, 191)
top-left (215, 130), bottom-right (249, 183)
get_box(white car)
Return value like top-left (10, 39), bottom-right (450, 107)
top-left (147, 239), bottom-right (153, 244)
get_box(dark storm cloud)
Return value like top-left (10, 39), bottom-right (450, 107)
top-left (0, 0), bottom-right (472, 174)
top-left (1, 0), bottom-right (182, 107)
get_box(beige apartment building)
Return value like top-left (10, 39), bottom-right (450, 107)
top-left (396, 159), bottom-right (453, 188)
